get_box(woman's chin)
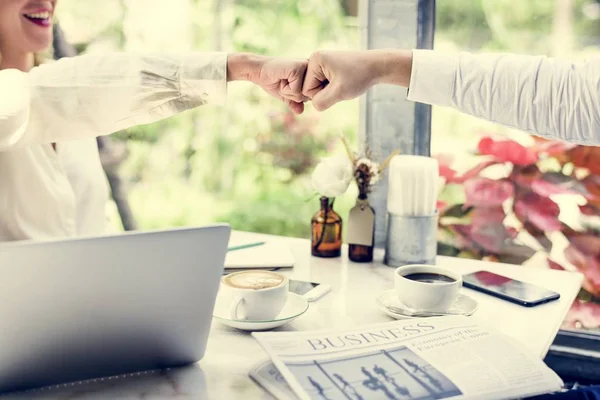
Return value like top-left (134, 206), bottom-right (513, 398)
top-left (22, 31), bottom-right (53, 54)
top-left (28, 38), bottom-right (53, 55)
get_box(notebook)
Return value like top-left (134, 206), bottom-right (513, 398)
top-left (224, 241), bottom-right (295, 270)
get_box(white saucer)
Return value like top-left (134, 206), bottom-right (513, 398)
top-left (213, 292), bottom-right (309, 331)
top-left (376, 290), bottom-right (479, 320)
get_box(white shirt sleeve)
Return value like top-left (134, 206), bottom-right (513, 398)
top-left (0, 52), bottom-right (227, 150)
top-left (408, 49), bottom-right (600, 145)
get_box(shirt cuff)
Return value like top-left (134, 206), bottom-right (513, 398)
top-left (0, 69), bottom-right (31, 149)
top-left (407, 49), bottom-right (458, 107)
top-left (179, 52), bottom-right (228, 106)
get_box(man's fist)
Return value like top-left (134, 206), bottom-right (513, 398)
top-left (302, 50), bottom-right (413, 111)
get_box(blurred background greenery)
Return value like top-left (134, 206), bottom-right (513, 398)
top-left (54, 0), bottom-right (600, 239)
top-left (56, 0), bottom-right (360, 238)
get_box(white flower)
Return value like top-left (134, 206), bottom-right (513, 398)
top-left (356, 158), bottom-right (380, 186)
top-left (311, 156), bottom-right (354, 198)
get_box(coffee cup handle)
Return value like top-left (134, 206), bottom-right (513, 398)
top-left (230, 296), bottom-right (246, 320)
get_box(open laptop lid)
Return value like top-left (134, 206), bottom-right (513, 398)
top-left (0, 224), bottom-right (230, 393)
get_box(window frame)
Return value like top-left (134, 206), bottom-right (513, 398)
top-left (546, 330), bottom-right (600, 384)
top-left (360, 0), bottom-right (435, 247)
top-left (411, 0), bottom-right (600, 379)
top-left (414, 0), bottom-right (435, 156)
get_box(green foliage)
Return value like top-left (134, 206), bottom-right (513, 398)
top-left (217, 182), bottom-right (313, 237)
top-left (58, 0), bottom-right (600, 255)
top-left (232, 0), bottom-right (348, 55)
top-left (54, 0), bottom-right (358, 238)
top-left (437, 0), bottom-right (600, 53)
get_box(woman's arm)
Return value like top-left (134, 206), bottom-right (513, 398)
top-left (0, 52), bottom-right (306, 150)
top-left (408, 50), bottom-right (600, 145)
top-left (303, 49), bottom-right (600, 145)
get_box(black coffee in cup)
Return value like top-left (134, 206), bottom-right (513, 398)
top-left (404, 272), bottom-right (455, 283)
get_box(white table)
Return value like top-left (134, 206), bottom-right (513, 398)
top-left (5, 231), bottom-right (583, 399)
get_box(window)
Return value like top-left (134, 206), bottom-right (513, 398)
top-left (56, 0), bottom-right (361, 238)
top-left (55, 0), bottom-right (600, 333)
top-left (432, 0), bottom-right (600, 332)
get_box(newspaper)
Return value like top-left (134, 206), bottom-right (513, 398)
top-left (251, 316), bottom-right (563, 400)
top-left (250, 359), bottom-right (300, 400)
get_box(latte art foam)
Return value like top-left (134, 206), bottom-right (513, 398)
top-left (224, 271), bottom-right (285, 290)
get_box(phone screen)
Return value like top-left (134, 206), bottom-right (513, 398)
top-left (463, 270), bottom-right (560, 305)
top-left (289, 280), bottom-right (320, 295)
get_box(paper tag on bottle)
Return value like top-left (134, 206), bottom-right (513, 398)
top-left (347, 202), bottom-right (375, 246)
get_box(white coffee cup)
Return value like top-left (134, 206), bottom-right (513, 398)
top-left (394, 264), bottom-right (462, 313)
top-left (220, 270), bottom-right (289, 321)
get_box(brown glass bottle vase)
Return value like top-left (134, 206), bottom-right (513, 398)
top-left (311, 197), bottom-right (342, 257)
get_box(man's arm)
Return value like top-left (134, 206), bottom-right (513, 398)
top-left (303, 49), bottom-right (600, 145)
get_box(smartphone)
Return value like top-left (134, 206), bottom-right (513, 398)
top-left (289, 279), bottom-right (331, 302)
top-left (462, 270), bottom-right (560, 307)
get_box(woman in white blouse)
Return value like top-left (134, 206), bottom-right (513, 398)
top-left (0, 0), bottom-right (308, 241)
top-left (302, 50), bottom-right (600, 146)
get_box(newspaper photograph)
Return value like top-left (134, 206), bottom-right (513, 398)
top-left (250, 359), bottom-right (300, 400)
top-left (252, 316), bottom-right (563, 400)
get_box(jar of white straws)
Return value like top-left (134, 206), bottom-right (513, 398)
top-left (384, 155), bottom-right (439, 267)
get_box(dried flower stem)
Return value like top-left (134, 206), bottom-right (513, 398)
top-left (379, 149), bottom-right (401, 173)
top-left (340, 135), bottom-right (357, 165)
top-left (337, 135), bottom-right (400, 196)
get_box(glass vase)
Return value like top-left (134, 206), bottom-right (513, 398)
top-left (311, 197), bottom-right (342, 258)
top-left (347, 194), bottom-right (375, 263)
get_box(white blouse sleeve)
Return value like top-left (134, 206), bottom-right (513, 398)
top-left (408, 49), bottom-right (600, 145)
top-left (0, 52), bottom-right (227, 150)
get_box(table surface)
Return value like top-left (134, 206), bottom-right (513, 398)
top-left (5, 231), bottom-right (583, 400)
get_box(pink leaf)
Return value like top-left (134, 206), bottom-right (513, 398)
top-left (579, 204), bottom-right (600, 216)
top-left (522, 221), bottom-right (552, 251)
top-left (450, 223), bottom-right (509, 254)
top-left (564, 244), bottom-right (588, 270)
top-left (535, 172), bottom-right (589, 196)
top-left (434, 153), bottom-right (454, 166)
top-left (547, 258), bottom-right (566, 271)
top-left (454, 160), bottom-right (499, 183)
top-left (450, 224), bottom-right (482, 251)
top-left (512, 165), bottom-right (542, 188)
top-left (582, 175), bottom-right (600, 203)
top-left (567, 234), bottom-right (600, 258)
top-left (584, 267), bottom-right (600, 296)
top-left (531, 179), bottom-right (575, 197)
top-left (506, 227), bottom-right (518, 239)
top-left (513, 192), bottom-right (561, 232)
top-left (456, 207), bottom-right (512, 254)
top-left (532, 139), bottom-right (576, 156)
top-left (436, 200), bottom-right (448, 211)
top-left (434, 154), bottom-right (457, 181)
top-left (564, 245), bottom-right (600, 297)
top-left (477, 137), bottom-right (538, 166)
top-left (563, 300), bottom-right (600, 330)
top-left (470, 223), bottom-right (511, 253)
top-left (566, 146), bottom-right (600, 175)
top-left (464, 178), bottom-right (514, 207)
top-left (439, 165), bottom-right (457, 182)
top-left (471, 207), bottom-right (506, 228)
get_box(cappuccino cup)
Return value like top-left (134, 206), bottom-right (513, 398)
top-left (220, 270), bottom-right (289, 321)
top-left (394, 264), bottom-right (462, 313)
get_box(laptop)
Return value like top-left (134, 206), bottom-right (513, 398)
top-left (0, 224), bottom-right (231, 393)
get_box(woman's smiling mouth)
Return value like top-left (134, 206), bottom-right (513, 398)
top-left (23, 11), bottom-right (51, 28)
